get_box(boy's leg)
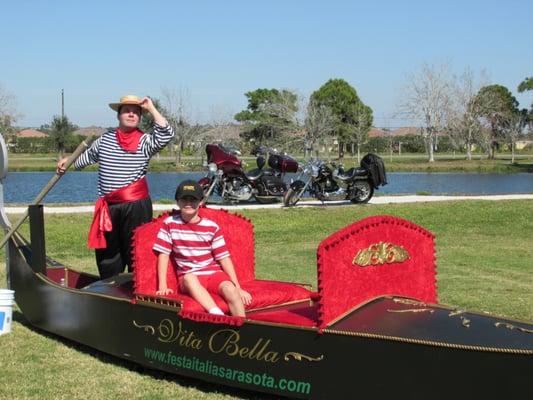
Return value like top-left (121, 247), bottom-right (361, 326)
top-left (180, 274), bottom-right (220, 313)
top-left (218, 281), bottom-right (245, 317)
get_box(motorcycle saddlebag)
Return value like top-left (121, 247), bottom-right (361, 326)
top-left (260, 174), bottom-right (286, 194)
top-left (268, 154), bottom-right (299, 173)
top-left (361, 153), bottom-right (387, 187)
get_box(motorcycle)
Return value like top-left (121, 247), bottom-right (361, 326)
top-left (199, 144), bottom-right (299, 204)
top-left (283, 153), bottom-right (387, 206)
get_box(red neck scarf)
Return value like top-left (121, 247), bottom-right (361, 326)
top-left (115, 128), bottom-right (144, 153)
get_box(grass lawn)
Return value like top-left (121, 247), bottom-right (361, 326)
top-left (0, 200), bottom-right (532, 399)
top-left (7, 151), bottom-right (533, 172)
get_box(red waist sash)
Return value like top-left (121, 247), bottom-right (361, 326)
top-left (88, 178), bottom-right (149, 249)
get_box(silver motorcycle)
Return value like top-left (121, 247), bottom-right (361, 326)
top-left (283, 154), bottom-right (387, 206)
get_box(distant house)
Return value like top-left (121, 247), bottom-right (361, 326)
top-left (73, 126), bottom-right (107, 137)
top-left (516, 140), bottom-right (533, 150)
top-left (391, 127), bottom-right (421, 136)
top-left (368, 127), bottom-right (450, 138)
top-left (368, 127), bottom-right (421, 138)
top-left (17, 129), bottom-right (48, 138)
top-left (368, 128), bottom-right (387, 138)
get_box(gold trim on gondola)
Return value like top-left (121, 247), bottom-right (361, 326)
top-left (387, 308), bottom-right (435, 314)
top-left (448, 309), bottom-right (470, 328)
top-left (392, 298), bottom-right (427, 306)
top-left (284, 352), bottom-right (324, 362)
top-left (135, 294), bottom-right (183, 310)
top-left (495, 322), bottom-right (533, 334)
top-left (353, 242), bottom-right (410, 267)
top-left (133, 320), bottom-right (155, 335)
top-left (322, 328), bottom-right (533, 355)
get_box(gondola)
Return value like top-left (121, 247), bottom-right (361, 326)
top-left (1, 148), bottom-right (532, 400)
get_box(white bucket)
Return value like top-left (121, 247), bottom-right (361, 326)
top-left (0, 289), bottom-right (15, 335)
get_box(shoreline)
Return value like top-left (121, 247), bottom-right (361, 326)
top-left (5, 194), bottom-right (533, 214)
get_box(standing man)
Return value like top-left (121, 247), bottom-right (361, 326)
top-left (57, 95), bottom-right (174, 279)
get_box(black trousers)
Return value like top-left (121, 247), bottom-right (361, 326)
top-left (95, 197), bottom-right (153, 279)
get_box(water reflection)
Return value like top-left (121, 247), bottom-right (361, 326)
top-left (3, 171), bottom-right (533, 204)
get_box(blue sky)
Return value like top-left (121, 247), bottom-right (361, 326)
top-left (1, 0), bottom-right (532, 128)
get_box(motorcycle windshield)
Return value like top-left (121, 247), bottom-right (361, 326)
top-left (206, 144), bottom-right (242, 167)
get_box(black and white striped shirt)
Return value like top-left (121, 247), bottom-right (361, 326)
top-left (75, 124), bottom-right (174, 196)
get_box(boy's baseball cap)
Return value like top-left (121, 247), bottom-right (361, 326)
top-left (175, 180), bottom-right (204, 200)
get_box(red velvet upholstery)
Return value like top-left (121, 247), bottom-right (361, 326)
top-left (248, 304), bottom-right (318, 327)
top-left (132, 207), bottom-right (313, 317)
top-left (316, 215), bottom-right (437, 329)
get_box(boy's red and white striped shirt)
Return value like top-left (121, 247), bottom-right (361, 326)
top-left (153, 214), bottom-right (230, 276)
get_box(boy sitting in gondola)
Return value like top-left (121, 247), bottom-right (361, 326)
top-left (152, 180), bottom-right (252, 316)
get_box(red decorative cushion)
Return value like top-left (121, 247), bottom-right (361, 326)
top-left (316, 215), bottom-right (437, 329)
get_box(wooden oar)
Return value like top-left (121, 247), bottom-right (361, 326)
top-left (0, 136), bottom-right (95, 248)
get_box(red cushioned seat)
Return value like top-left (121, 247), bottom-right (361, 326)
top-left (132, 207), bottom-right (314, 316)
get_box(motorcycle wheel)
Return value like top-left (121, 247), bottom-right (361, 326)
top-left (283, 188), bottom-right (301, 207)
top-left (255, 196), bottom-right (280, 204)
top-left (350, 181), bottom-right (374, 204)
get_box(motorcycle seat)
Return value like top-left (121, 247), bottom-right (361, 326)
top-left (336, 167), bottom-right (367, 181)
top-left (245, 168), bottom-right (263, 181)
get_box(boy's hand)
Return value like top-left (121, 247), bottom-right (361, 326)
top-left (239, 288), bottom-right (252, 306)
top-left (156, 287), bottom-right (174, 296)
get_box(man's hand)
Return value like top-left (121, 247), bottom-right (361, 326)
top-left (140, 96), bottom-right (168, 126)
top-left (140, 96), bottom-right (156, 113)
top-left (56, 157), bottom-right (68, 175)
top-left (239, 288), bottom-right (252, 306)
top-left (156, 287), bottom-right (174, 296)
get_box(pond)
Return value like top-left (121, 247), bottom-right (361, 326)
top-left (3, 171), bottom-right (533, 204)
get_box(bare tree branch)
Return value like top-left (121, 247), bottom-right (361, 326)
top-left (397, 63), bottom-right (454, 162)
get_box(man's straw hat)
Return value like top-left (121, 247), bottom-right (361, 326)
top-left (109, 95), bottom-right (143, 112)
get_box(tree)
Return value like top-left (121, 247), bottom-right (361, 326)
top-left (351, 102), bottom-right (373, 162)
top-left (235, 89), bottom-right (298, 145)
top-left (518, 76), bottom-right (533, 130)
top-left (310, 79), bottom-right (373, 159)
top-left (506, 109), bottom-right (528, 164)
top-left (160, 87), bottom-right (210, 166)
top-left (473, 84), bottom-right (519, 159)
top-left (397, 63), bottom-right (453, 162)
top-left (445, 68), bottom-right (487, 160)
top-left (518, 77), bottom-right (533, 92)
top-left (0, 84), bottom-right (19, 144)
top-left (303, 98), bottom-right (337, 158)
top-left (47, 115), bottom-right (78, 158)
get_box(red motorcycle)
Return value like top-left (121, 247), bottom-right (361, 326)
top-left (198, 144), bottom-right (298, 204)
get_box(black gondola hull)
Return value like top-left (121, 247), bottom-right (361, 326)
top-left (9, 237), bottom-right (533, 399)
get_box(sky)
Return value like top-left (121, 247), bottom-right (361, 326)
top-left (1, 0), bottom-right (532, 129)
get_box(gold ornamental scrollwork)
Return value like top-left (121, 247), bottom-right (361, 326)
top-left (133, 320), bottom-right (155, 335)
top-left (284, 352), bottom-right (324, 362)
top-left (133, 319), bottom-right (181, 342)
top-left (392, 298), bottom-right (426, 306)
top-left (495, 322), bottom-right (533, 334)
top-left (447, 310), bottom-right (470, 328)
top-left (353, 242), bottom-right (410, 267)
top-left (387, 308), bottom-right (435, 314)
